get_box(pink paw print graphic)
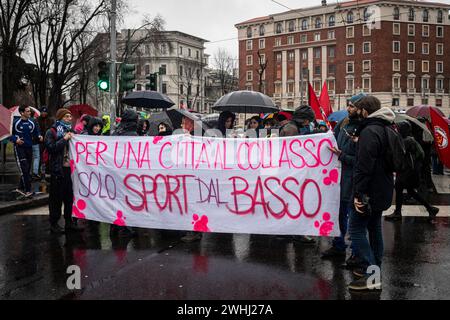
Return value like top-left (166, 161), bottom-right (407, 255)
top-left (72, 198), bottom-right (87, 219)
top-left (314, 212), bottom-right (334, 236)
top-left (113, 210), bottom-right (127, 226)
top-left (153, 136), bottom-right (164, 144)
top-left (192, 214), bottom-right (211, 232)
top-left (322, 169), bottom-right (339, 186)
top-left (70, 160), bottom-right (76, 174)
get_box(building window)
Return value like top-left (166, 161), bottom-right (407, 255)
top-left (328, 46), bottom-right (335, 58)
top-left (407, 98), bottom-right (414, 107)
top-left (347, 43), bottom-right (354, 55)
top-left (347, 11), bottom-right (354, 24)
top-left (315, 65), bottom-right (321, 75)
top-left (408, 78), bottom-right (415, 89)
top-left (328, 64), bottom-right (336, 74)
top-left (436, 98), bottom-right (442, 107)
top-left (300, 34), bottom-right (307, 43)
top-left (196, 51), bottom-right (200, 59)
top-left (363, 25), bottom-right (371, 36)
top-left (276, 22), bottom-right (283, 34)
top-left (301, 19), bottom-right (308, 30)
top-left (328, 30), bottom-right (335, 39)
top-left (162, 83), bottom-right (167, 94)
top-left (422, 25), bottom-right (429, 37)
top-left (408, 42), bottom-right (415, 54)
top-left (179, 46), bottom-right (183, 55)
top-left (362, 78), bottom-right (371, 90)
top-left (314, 33), bottom-right (321, 41)
top-left (392, 98), bottom-right (400, 107)
top-left (179, 65), bottom-right (183, 76)
top-left (408, 60), bottom-right (415, 72)
top-left (259, 25), bottom-right (265, 36)
top-left (393, 77), bottom-right (401, 89)
top-left (288, 51), bottom-right (295, 61)
top-left (259, 39), bottom-right (265, 49)
top-left (422, 61), bottom-right (429, 73)
top-left (437, 10), bottom-right (443, 23)
top-left (314, 47), bottom-right (321, 59)
top-left (346, 26), bottom-right (354, 38)
top-left (246, 71), bottom-right (253, 81)
top-left (180, 85), bottom-right (184, 95)
top-left (421, 98), bottom-right (429, 105)
top-left (329, 15), bottom-right (335, 27)
top-left (246, 55), bottom-right (253, 66)
top-left (276, 53), bottom-right (282, 63)
top-left (188, 48), bottom-right (191, 57)
top-left (246, 40), bottom-right (253, 50)
top-left (287, 36), bottom-right (294, 45)
top-left (259, 54), bottom-right (266, 65)
top-left (422, 43), bottom-right (429, 54)
top-left (422, 9), bottom-right (429, 22)
top-left (422, 78), bottom-right (429, 90)
top-left (393, 7), bottom-right (400, 20)
top-left (393, 23), bottom-right (400, 35)
top-left (437, 26), bottom-right (444, 37)
top-left (275, 38), bottom-right (281, 47)
top-left (393, 59), bottom-right (400, 71)
top-left (408, 24), bottom-right (415, 36)
top-left (301, 50), bottom-right (307, 60)
top-left (144, 64), bottom-right (150, 75)
top-left (347, 62), bottom-right (354, 73)
top-left (437, 43), bottom-right (444, 55)
top-left (315, 17), bottom-right (322, 29)
top-left (437, 61), bottom-right (443, 73)
top-left (393, 41), bottom-right (400, 53)
top-left (363, 60), bottom-right (371, 72)
top-left (408, 8), bottom-right (415, 21)
top-left (288, 20), bottom-right (295, 32)
top-left (363, 8), bottom-right (370, 21)
top-left (160, 64), bottom-right (167, 75)
top-left (346, 78), bottom-right (354, 91)
top-left (363, 42), bottom-right (371, 54)
top-left (247, 27), bottom-right (252, 38)
top-left (437, 79), bottom-right (444, 90)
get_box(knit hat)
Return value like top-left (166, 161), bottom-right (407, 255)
top-left (55, 108), bottom-right (72, 120)
top-left (293, 105), bottom-right (315, 122)
top-left (349, 93), bottom-right (367, 105)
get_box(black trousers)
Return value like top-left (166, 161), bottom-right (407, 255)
top-left (395, 180), bottom-right (432, 213)
top-left (14, 146), bottom-right (32, 192)
top-left (49, 167), bottom-right (73, 226)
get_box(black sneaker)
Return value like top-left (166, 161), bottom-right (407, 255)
top-left (321, 247), bottom-right (346, 259)
top-left (348, 275), bottom-right (382, 291)
top-left (50, 224), bottom-right (65, 234)
top-left (385, 211), bottom-right (402, 221)
top-left (352, 267), bottom-right (366, 278)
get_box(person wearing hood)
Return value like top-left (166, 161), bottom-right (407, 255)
top-left (218, 111), bottom-right (236, 137)
top-left (113, 109), bottom-right (138, 136)
top-left (280, 105), bottom-right (317, 137)
top-left (137, 119), bottom-right (150, 136)
top-left (385, 121), bottom-right (439, 221)
top-left (74, 114), bottom-right (92, 134)
top-left (102, 115), bottom-right (111, 136)
top-left (45, 108), bottom-right (82, 234)
top-left (348, 96), bottom-right (395, 291)
top-left (84, 117), bottom-right (104, 136)
top-left (158, 122), bottom-right (173, 136)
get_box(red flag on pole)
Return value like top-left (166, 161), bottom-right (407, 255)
top-left (430, 107), bottom-right (450, 168)
top-left (308, 83), bottom-right (324, 121)
top-left (319, 82), bottom-right (333, 117)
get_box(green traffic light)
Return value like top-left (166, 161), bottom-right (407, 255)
top-left (97, 80), bottom-right (109, 91)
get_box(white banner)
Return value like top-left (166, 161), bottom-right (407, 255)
top-left (69, 132), bottom-right (341, 237)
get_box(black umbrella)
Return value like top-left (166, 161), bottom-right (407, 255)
top-left (166, 108), bottom-right (211, 132)
top-left (147, 112), bottom-right (173, 136)
top-left (122, 90), bottom-right (175, 109)
top-left (212, 90), bottom-right (279, 114)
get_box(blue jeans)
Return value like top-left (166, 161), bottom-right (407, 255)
top-left (349, 208), bottom-right (384, 269)
top-left (332, 201), bottom-right (354, 253)
top-left (32, 144), bottom-right (40, 175)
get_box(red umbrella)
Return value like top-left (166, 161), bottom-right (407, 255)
top-left (0, 105), bottom-right (14, 141)
top-left (406, 105), bottom-right (445, 120)
top-left (67, 104), bottom-right (98, 123)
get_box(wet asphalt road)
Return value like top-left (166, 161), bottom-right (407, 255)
top-left (0, 205), bottom-right (449, 300)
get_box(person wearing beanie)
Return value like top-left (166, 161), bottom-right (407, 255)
top-left (280, 105), bottom-right (317, 137)
top-left (45, 108), bottom-right (82, 234)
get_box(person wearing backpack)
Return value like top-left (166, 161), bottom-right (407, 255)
top-left (385, 121), bottom-right (439, 221)
top-left (348, 96), bottom-right (395, 291)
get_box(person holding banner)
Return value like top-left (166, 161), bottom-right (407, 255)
top-left (218, 111), bottom-right (236, 137)
top-left (280, 105), bottom-right (317, 137)
top-left (348, 96), bottom-right (395, 291)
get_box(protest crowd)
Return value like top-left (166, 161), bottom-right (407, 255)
top-left (4, 90), bottom-right (449, 292)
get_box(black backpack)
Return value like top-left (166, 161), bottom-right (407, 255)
top-left (384, 125), bottom-right (414, 174)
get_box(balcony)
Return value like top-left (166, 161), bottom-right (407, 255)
top-left (407, 88), bottom-right (416, 95)
top-left (273, 93), bottom-right (281, 99)
top-left (286, 92), bottom-right (294, 98)
top-left (345, 89), bottom-right (355, 95)
top-left (392, 88), bottom-right (401, 95)
top-left (436, 89), bottom-right (445, 95)
top-left (362, 88), bottom-right (372, 93)
top-left (421, 89), bottom-right (430, 96)
top-left (328, 90), bottom-right (336, 96)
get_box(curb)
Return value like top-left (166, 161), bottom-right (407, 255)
top-left (0, 194), bottom-right (49, 215)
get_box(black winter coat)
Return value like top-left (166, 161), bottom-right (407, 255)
top-left (44, 124), bottom-right (70, 177)
top-left (353, 118), bottom-right (394, 212)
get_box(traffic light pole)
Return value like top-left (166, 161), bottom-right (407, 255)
top-left (110, 0), bottom-right (117, 127)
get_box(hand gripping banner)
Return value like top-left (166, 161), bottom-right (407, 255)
top-left (69, 132), bottom-right (341, 237)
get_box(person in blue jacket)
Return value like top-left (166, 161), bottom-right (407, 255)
top-left (10, 106), bottom-right (42, 197)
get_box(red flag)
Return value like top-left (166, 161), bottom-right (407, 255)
top-left (319, 82), bottom-right (333, 117)
top-left (308, 83), bottom-right (324, 121)
top-left (430, 107), bottom-right (450, 168)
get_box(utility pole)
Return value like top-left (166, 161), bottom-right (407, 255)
top-left (110, 0), bottom-right (117, 126)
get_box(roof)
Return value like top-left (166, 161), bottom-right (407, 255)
top-left (235, 16), bottom-right (271, 27)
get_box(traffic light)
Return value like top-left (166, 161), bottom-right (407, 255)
top-left (97, 61), bottom-right (110, 92)
top-left (120, 63), bottom-right (136, 92)
top-left (146, 73), bottom-right (158, 91)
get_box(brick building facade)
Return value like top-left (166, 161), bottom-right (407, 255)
top-left (236, 0), bottom-right (450, 116)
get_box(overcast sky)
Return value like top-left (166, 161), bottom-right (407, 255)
top-left (123, 0), bottom-right (450, 65)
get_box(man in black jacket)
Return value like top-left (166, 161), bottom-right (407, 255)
top-left (348, 96), bottom-right (395, 291)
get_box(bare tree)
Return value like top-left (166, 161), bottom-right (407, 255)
top-left (171, 58), bottom-right (205, 110)
top-left (256, 49), bottom-right (268, 93)
top-left (212, 48), bottom-right (237, 96)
